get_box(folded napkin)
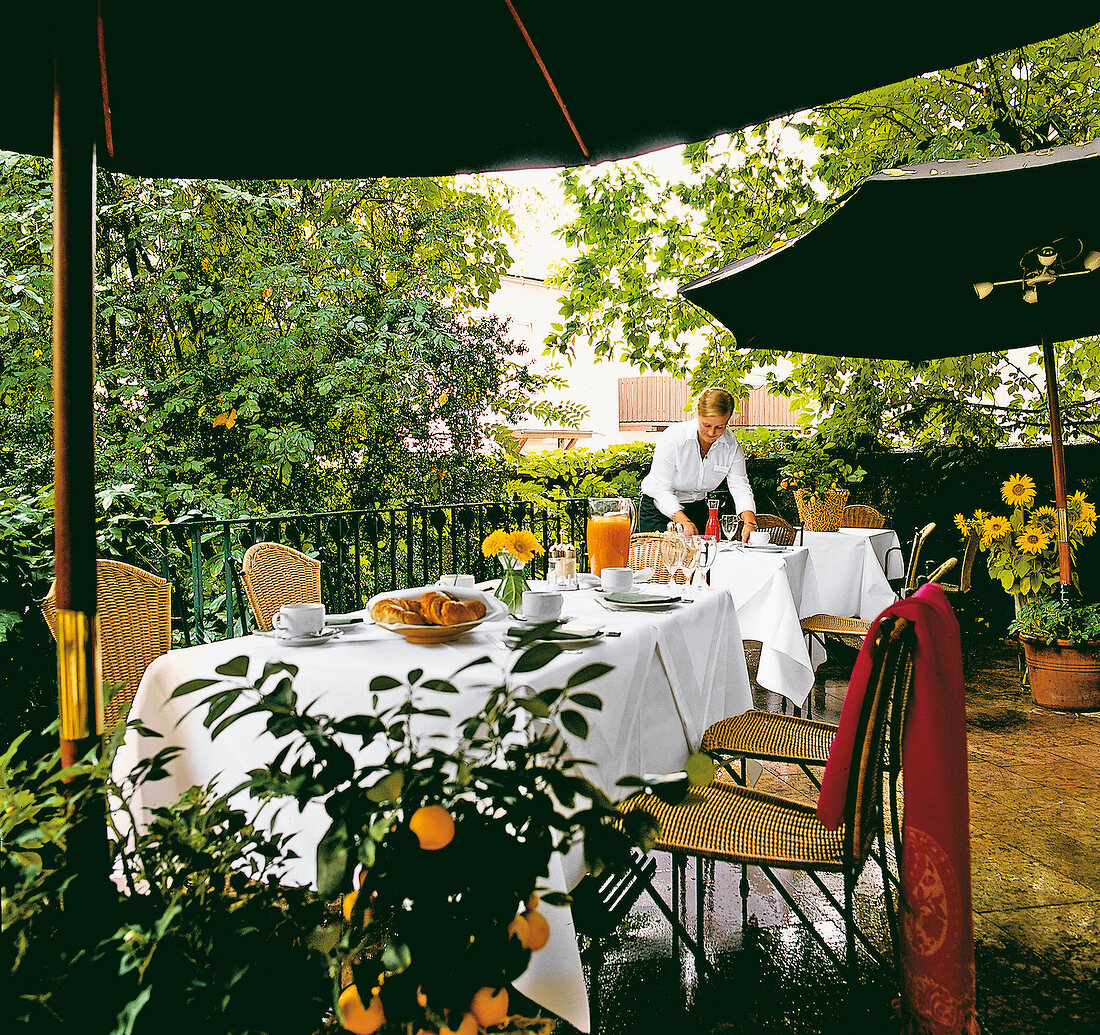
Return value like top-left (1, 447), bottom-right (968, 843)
top-left (817, 584), bottom-right (978, 1035)
top-left (603, 591), bottom-right (681, 604)
top-left (506, 624), bottom-right (601, 641)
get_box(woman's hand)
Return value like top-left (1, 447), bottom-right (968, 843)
top-left (739, 511), bottom-right (758, 544)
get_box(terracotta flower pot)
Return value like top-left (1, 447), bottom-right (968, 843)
top-left (1019, 635), bottom-right (1100, 711)
top-left (794, 489), bottom-right (849, 532)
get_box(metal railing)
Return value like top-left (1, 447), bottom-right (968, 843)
top-left (109, 498), bottom-right (588, 645)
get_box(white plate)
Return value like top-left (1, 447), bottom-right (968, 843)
top-left (366, 585), bottom-right (506, 643)
top-left (257, 627), bottom-right (342, 647)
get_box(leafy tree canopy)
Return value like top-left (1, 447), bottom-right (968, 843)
top-left (545, 25), bottom-right (1100, 449)
top-left (0, 158), bottom-right (576, 517)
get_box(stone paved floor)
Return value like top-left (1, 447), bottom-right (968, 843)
top-left (538, 638), bottom-right (1100, 1035)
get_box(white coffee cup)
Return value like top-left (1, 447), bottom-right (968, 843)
top-left (522, 589), bottom-right (563, 621)
top-left (601, 567), bottom-right (634, 593)
top-left (440, 573), bottom-right (476, 587)
top-left (272, 602), bottom-right (325, 636)
top-left (748, 530), bottom-right (772, 546)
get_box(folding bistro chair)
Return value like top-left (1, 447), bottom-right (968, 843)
top-left (239, 542), bottom-right (322, 631)
top-left (622, 615), bottom-right (916, 973)
top-left (40, 558), bottom-right (172, 731)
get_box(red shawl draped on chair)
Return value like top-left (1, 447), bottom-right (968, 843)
top-left (817, 583), bottom-right (980, 1035)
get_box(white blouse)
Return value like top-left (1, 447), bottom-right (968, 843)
top-left (640, 419), bottom-right (757, 519)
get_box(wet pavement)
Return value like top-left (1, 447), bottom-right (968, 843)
top-left (538, 639), bottom-right (1100, 1034)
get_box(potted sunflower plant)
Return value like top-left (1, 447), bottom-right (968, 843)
top-left (956, 473), bottom-right (1099, 710)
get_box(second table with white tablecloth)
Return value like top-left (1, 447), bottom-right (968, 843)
top-left (111, 586), bottom-right (751, 1033)
top-left (709, 526), bottom-right (902, 708)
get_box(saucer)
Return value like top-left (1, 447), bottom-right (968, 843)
top-left (259, 627), bottom-right (341, 647)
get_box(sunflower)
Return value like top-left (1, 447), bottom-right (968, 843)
top-left (981, 516), bottom-right (1011, 543)
top-left (1001, 474), bottom-right (1037, 508)
top-left (507, 530), bottom-right (544, 563)
top-left (953, 513), bottom-right (970, 536)
top-left (1032, 505), bottom-right (1058, 532)
top-left (480, 529), bottom-right (511, 558)
top-left (1016, 526), bottom-right (1051, 554)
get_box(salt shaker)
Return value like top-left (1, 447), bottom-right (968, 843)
top-left (549, 540), bottom-right (578, 590)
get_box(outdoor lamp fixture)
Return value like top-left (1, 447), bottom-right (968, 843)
top-left (973, 236), bottom-right (1100, 303)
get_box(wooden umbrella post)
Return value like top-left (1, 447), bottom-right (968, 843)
top-left (53, 4), bottom-right (109, 891)
top-left (1041, 335), bottom-right (1072, 601)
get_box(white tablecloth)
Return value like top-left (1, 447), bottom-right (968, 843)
top-left (112, 587), bottom-right (751, 1032)
top-left (800, 527), bottom-right (902, 618)
top-left (709, 528), bottom-right (902, 708)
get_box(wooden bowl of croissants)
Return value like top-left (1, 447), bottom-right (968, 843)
top-left (365, 585), bottom-right (505, 643)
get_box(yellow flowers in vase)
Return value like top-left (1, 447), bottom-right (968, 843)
top-left (481, 529), bottom-right (545, 615)
top-left (956, 474), bottom-right (1096, 603)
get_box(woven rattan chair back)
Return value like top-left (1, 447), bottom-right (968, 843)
top-left (754, 513), bottom-right (797, 546)
top-left (240, 542), bottom-right (322, 631)
top-left (40, 559), bottom-right (172, 730)
top-left (941, 533), bottom-right (978, 594)
top-left (629, 533), bottom-right (688, 585)
top-left (842, 504), bottom-right (886, 529)
top-left (845, 617), bottom-right (914, 860)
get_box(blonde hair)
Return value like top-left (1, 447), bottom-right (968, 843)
top-left (695, 387), bottom-right (734, 419)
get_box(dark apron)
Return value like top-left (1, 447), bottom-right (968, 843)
top-left (639, 494), bottom-right (711, 533)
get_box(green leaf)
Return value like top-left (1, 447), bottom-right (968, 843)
top-left (369, 675), bottom-right (403, 692)
top-left (559, 709), bottom-right (589, 739)
top-left (316, 819), bottom-right (349, 897)
top-left (214, 656), bottom-right (249, 678)
top-left (367, 771), bottom-right (405, 804)
top-left (565, 663), bottom-right (612, 687)
top-left (517, 697), bottom-right (551, 718)
top-left (685, 752), bottom-right (716, 787)
top-left (568, 691), bottom-right (603, 710)
top-left (511, 641), bottom-right (563, 672)
top-left (169, 677), bottom-right (219, 698)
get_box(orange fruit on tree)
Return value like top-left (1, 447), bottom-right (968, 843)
top-left (470, 986), bottom-right (510, 1028)
top-left (523, 909), bottom-right (551, 951)
top-left (507, 913), bottom-right (530, 944)
top-left (440, 1012), bottom-right (478, 1035)
top-left (338, 984), bottom-right (385, 1035)
top-left (409, 804), bottom-right (455, 850)
top-left (342, 889), bottom-right (358, 923)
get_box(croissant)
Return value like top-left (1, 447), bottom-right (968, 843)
top-left (370, 598), bottom-right (427, 626)
top-left (419, 591), bottom-right (489, 626)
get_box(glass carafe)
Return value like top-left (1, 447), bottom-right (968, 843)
top-left (704, 496), bottom-right (721, 542)
top-left (586, 497), bottom-right (637, 575)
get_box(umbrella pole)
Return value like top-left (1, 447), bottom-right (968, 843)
top-left (1041, 335), bottom-right (1071, 600)
top-left (53, 4), bottom-right (109, 891)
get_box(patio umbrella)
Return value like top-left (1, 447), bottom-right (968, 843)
top-left (680, 139), bottom-right (1100, 598)
top-left (1, 3), bottom-right (1095, 887)
top-left (4, 6), bottom-right (1095, 179)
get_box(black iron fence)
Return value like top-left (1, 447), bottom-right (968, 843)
top-left (109, 498), bottom-right (589, 645)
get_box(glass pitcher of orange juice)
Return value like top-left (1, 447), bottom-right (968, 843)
top-left (587, 498), bottom-right (636, 575)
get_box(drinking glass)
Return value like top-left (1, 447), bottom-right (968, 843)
top-left (689, 536), bottom-right (719, 590)
top-left (659, 531), bottom-right (691, 587)
top-left (719, 514), bottom-right (739, 543)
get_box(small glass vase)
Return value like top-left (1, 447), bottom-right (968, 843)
top-left (494, 554), bottom-right (529, 615)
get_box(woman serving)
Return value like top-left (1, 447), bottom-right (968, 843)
top-left (638, 387), bottom-right (758, 542)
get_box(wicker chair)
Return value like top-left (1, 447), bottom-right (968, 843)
top-left (240, 542), bottom-right (322, 631)
top-left (939, 532), bottom-right (978, 594)
top-left (40, 559), bottom-right (172, 730)
top-left (842, 504), bottom-right (886, 529)
top-left (622, 615), bottom-right (916, 973)
top-left (628, 532), bottom-right (688, 585)
top-left (754, 513), bottom-right (797, 547)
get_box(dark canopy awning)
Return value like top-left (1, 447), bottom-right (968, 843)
top-left (3, 4), bottom-right (1096, 178)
